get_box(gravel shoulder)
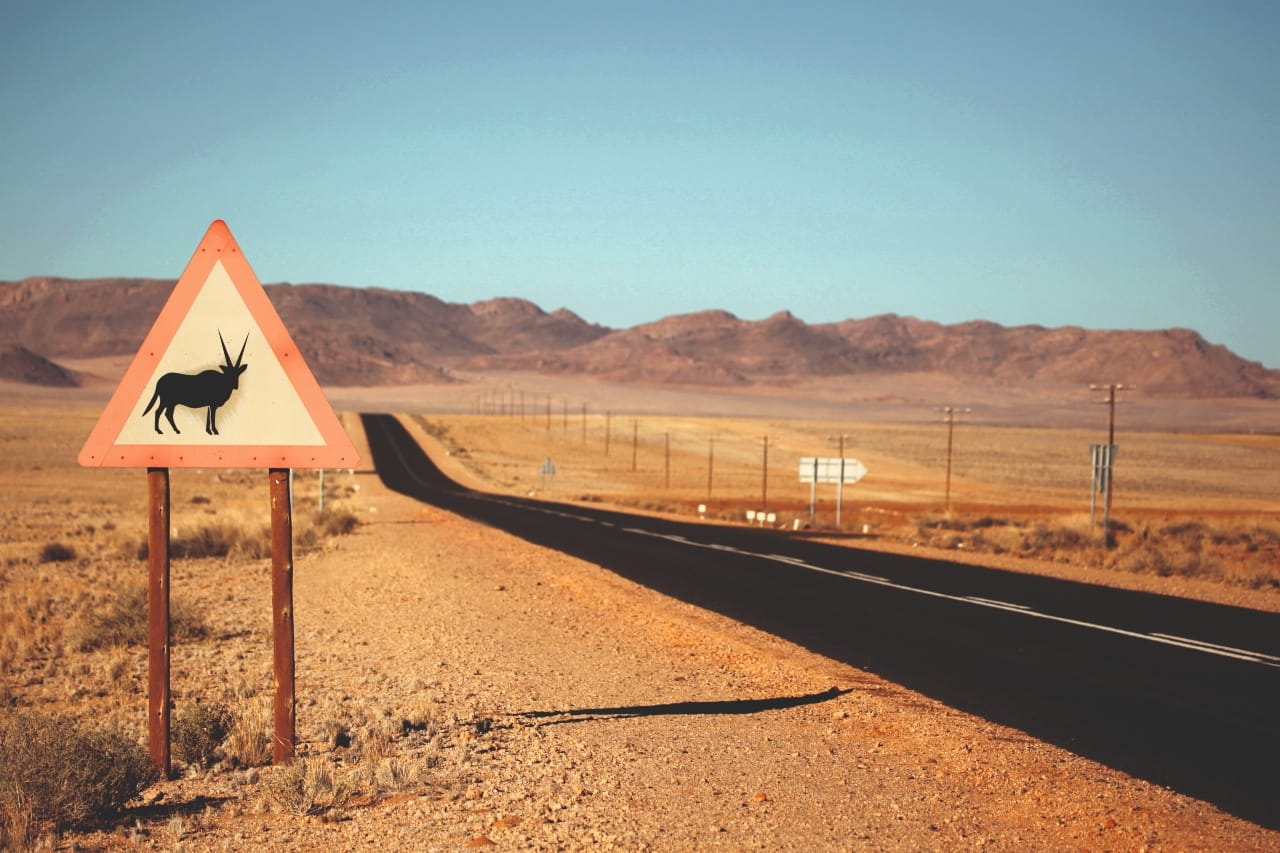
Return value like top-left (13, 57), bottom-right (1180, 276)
top-left (64, 416), bottom-right (1278, 850)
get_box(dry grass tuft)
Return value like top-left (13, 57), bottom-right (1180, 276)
top-left (132, 510), bottom-right (359, 561)
top-left (134, 520), bottom-right (272, 561)
top-left (266, 757), bottom-right (352, 819)
top-left (74, 586), bottom-right (210, 651)
top-left (313, 509), bottom-right (360, 538)
top-left (223, 696), bottom-right (273, 768)
top-left (296, 509), bottom-right (361, 551)
top-left (0, 573), bottom-right (83, 682)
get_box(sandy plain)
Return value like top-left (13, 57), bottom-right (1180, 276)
top-left (1, 376), bottom-right (1279, 849)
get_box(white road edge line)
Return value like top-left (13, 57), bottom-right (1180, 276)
top-left (619, 523), bottom-right (1280, 669)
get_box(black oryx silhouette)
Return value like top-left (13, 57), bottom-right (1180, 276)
top-left (143, 332), bottom-right (249, 435)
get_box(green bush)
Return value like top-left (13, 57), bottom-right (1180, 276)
top-left (0, 709), bottom-right (158, 843)
top-left (172, 702), bottom-right (233, 767)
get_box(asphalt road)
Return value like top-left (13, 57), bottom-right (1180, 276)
top-left (361, 413), bottom-right (1280, 828)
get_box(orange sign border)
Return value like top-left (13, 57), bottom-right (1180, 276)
top-left (78, 220), bottom-right (359, 469)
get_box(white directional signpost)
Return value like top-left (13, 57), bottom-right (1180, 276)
top-left (80, 220), bottom-right (358, 775)
top-left (799, 456), bottom-right (868, 529)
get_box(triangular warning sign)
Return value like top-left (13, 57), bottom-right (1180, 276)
top-left (79, 220), bottom-right (359, 469)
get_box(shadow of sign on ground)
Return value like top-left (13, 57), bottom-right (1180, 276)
top-left (361, 413), bottom-right (1280, 830)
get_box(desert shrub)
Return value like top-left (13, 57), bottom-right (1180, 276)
top-left (1235, 562), bottom-right (1280, 590)
top-left (1022, 523), bottom-right (1092, 552)
top-left (266, 757), bottom-right (351, 818)
top-left (138, 511), bottom-right (356, 561)
top-left (1113, 544), bottom-right (1218, 579)
top-left (916, 515), bottom-right (970, 533)
top-left (1158, 521), bottom-right (1212, 551)
top-left (172, 702), bottom-right (233, 767)
top-left (38, 542), bottom-right (76, 564)
top-left (76, 586), bottom-right (209, 651)
top-left (0, 709), bottom-right (158, 843)
top-left (314, 509), bottom-right (359, 538)
top-left (173, 522), bottom-right (271, 560)
top-left (135, 521), bottom-right (271, 561)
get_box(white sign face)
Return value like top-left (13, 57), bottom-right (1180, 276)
top-left (113, 261), bottom-right (324, 447)
top-left (79, 219), bottom-right (358, 469)
top-left (798, 457), bottom-right (868, 484)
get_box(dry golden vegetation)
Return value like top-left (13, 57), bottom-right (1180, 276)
top-left (0, 401), bottom-right (1277, 847)
top-left (414, 411), bottom-right (1280, 590)
top-left (0, 407), bottom-right (369, 846)
top-left (0, 397), bottom-right (1274, 845)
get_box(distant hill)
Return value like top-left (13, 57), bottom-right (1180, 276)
top-left (473, 308), bottom-right (1280, 398)
top-left (0, 278), bottom-right (607, 387)
top-left (0, 343), bottom-right (79, 387)
top-left (1, 277), bottom-right (1276, 398)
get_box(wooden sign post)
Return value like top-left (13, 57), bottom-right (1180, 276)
top-left (147, 467), bottom-right (171, 775)
top-left (80, 221), bottom-right (358, 773)
top-left (270, 468), bottom-right (296, 763)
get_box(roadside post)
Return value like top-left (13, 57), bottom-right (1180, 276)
top-left (1090, 443), bottom-right (1117, 528)
top-left (799, 456), bottom-right (868, 530)
top-left (79, 220), bottom-right (359, 773)
top-left (146, 467), bottom-right (170, 772)
top-left (939, 408), bottom-right (970, 515)
top-left (808, 456), bottom-right (819, 521)
top-left (1089, 384), bottom-right (1130, 545)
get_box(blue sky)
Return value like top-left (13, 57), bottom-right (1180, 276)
top-left (3, 1), bottom-right (1278, 367)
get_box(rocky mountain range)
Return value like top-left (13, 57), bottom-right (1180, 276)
top-left (1, 276), bottom-right (1276, 398)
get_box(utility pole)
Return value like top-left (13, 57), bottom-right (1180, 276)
top-left (707, 434), bottom-right (715, 503)
top-left (940, 407), bottom-right (970, 516)
top-left (828, 433), bottom-right (850, 529)
top-left (1090, 384), bottom-right (1129, 546)
top-left (664, 432), bottom-right (670, 489)
top-left (761, 435), bottom-right (769, 510)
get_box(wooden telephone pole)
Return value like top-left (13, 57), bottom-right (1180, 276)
top-left (940, 407), bottom-right (970, 515)
top-left (1090, 383), bottom-right (1129, 545)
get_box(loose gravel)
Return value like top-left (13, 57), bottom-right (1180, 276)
top-left (61, 424), bottom-right (1278, 851)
